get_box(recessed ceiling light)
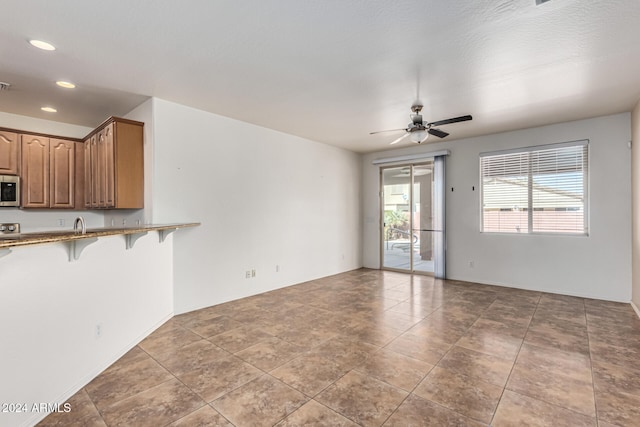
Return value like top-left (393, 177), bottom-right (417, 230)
top-left (56, 81), bottom-right (76, 89)
top-left (29, 39), bottom-right (56, 51)
top-left (41, 107), bottom-right (57, 113)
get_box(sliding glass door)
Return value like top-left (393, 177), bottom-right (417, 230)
top-left (381, 157), bottom-right (445, 277)
top-left (381, 166), bottom-right (413, 271)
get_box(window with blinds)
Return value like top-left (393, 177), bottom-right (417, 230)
top-left (480, 140), bottom-right (588, 234)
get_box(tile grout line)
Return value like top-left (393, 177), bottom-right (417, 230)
top-left (584, 301), bottom-right (601, 427)
top-left (383, 288), bottom-right (503, 426)
top-left (310, 276), bottom-right (444, 426)
top-left (84, 344), bottom-right (181, 427)
top-left (487, 292), bottom-right (540, 426)
top-left (358, 278), bottom-right (442, 426)
top-left (138, 332), bottom-right (251, 426)
top-left (451, 293), bottom-right (507, 426)
top-left (136, 344), bottom-right (214, 426)
top-left (355, 289), bottom-right (442, 426)
top-left (496, 296), bottom-right (602, 424)
top-left (43, 271), bottom-right (636, 426)
top-left (84, 388), bottom-right (110, 427)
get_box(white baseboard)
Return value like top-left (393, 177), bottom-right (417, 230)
top-left (445, 274), bottom-right (630, 303)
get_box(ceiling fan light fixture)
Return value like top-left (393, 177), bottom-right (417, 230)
top-left (29, 39), bottom-right (56, 51)
top-left (410, 129), bottom-right (428, 143)
top-left (371, 104), bottom-right (472, 145)
top-left (56, 81), bottom-right (76, 89)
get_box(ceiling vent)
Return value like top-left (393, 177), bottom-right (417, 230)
top-left (0, 82), bottom-right (10, 91)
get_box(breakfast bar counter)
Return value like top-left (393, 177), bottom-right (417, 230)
top-left (0, 222), bottom-right (200, 261)
top-left (0, 222), bottom-right (200, 251)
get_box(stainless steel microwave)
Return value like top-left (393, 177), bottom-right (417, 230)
top-left (0, 175), bottom-right (20, 207)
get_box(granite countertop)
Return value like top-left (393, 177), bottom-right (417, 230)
top-left (0, 223), bottom-right (200, 249)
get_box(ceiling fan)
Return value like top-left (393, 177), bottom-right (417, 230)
top-left (371, 104), bottom-right (472, 145)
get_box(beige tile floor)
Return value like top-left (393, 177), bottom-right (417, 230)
top-left (39, 269), bottom-right (640, 426)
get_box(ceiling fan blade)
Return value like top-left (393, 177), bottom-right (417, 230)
top-left (428, 128), bottom-right (449, 138)
top-left (370, 128), bottom-right (408, 135)
top-left (428, 115), bottom-right (473, 127)
top-left (389, 133), bottom-right (409, 145)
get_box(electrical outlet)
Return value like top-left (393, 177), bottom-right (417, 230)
top-left (58, 219), bottom-right (65, 227)
top-left (469, 261), bottom-right (475, 268)
top-left (252, 269), bottom-right (256, 277)
top-left (245, 271), bottom-right (251, 278)
top-left (95, 323), bottom-right (102, 339)
top-left (276, 265), bottom-right (279, 272)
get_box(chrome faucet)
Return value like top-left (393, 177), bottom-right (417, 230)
top-left (73, 216), bottom-right (86, 235)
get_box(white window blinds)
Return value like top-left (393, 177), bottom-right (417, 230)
top-left (480, 141), bottom-right (588, 234)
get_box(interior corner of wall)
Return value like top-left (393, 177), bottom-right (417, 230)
top-left (631, 301), bottom-right (640, 320)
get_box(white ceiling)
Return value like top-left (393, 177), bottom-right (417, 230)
top-left (1, 0), bottom-right (640, 153)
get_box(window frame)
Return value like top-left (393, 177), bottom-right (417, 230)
top-left (479, 140), bottom-right (589, 236)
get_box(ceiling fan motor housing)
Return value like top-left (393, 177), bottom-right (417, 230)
top-left (370, 103), bottom-right (471, 145)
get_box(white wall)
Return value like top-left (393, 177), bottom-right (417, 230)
top-left (0, 233), bottom-right (174, 427)
top-left (0, 108), bottom-right (174, 427)
top-left (150, 98), bottom-right (362, 314)
top-left (0, 111), bottom-right (91, 139)
top-left (632, 101), bottom-right (640, 311)
top-left (363, 113), bottom-right (632, 302)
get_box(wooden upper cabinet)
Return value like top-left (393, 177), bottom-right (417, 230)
top-left (21, 134), bottom-right (50, 208)
top-left (84, 118), bottom-right (143, 209)
top-left (0, 130), bottom-right (19, 175)
top-left (4, 116), bottom-right (143, 210)
top-left (50, 139), bottom-right (75, 208)
top-left (113, 119), bottom-right (143, 209)
top-left (21, 135), bottom-right (77, 209)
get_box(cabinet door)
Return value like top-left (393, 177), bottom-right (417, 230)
top-left (21, 135), bottom-right (50, 208)
top-left (112, 120), bottom-right (144, 208)
top-left (103, 123), bottom-right (115, 208)
top-left (0, 131), bottom-right (19, 175)
top-left (83, 138), bottom-right (92, 208)
top-left (96, 129), bottom-right (106, 208)
top-left (50, 139), bottom-right (75, 208)
top-left (93, 124), bottom-right (115, 209)
top-left (90, 134), bottom-right (99, 208)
